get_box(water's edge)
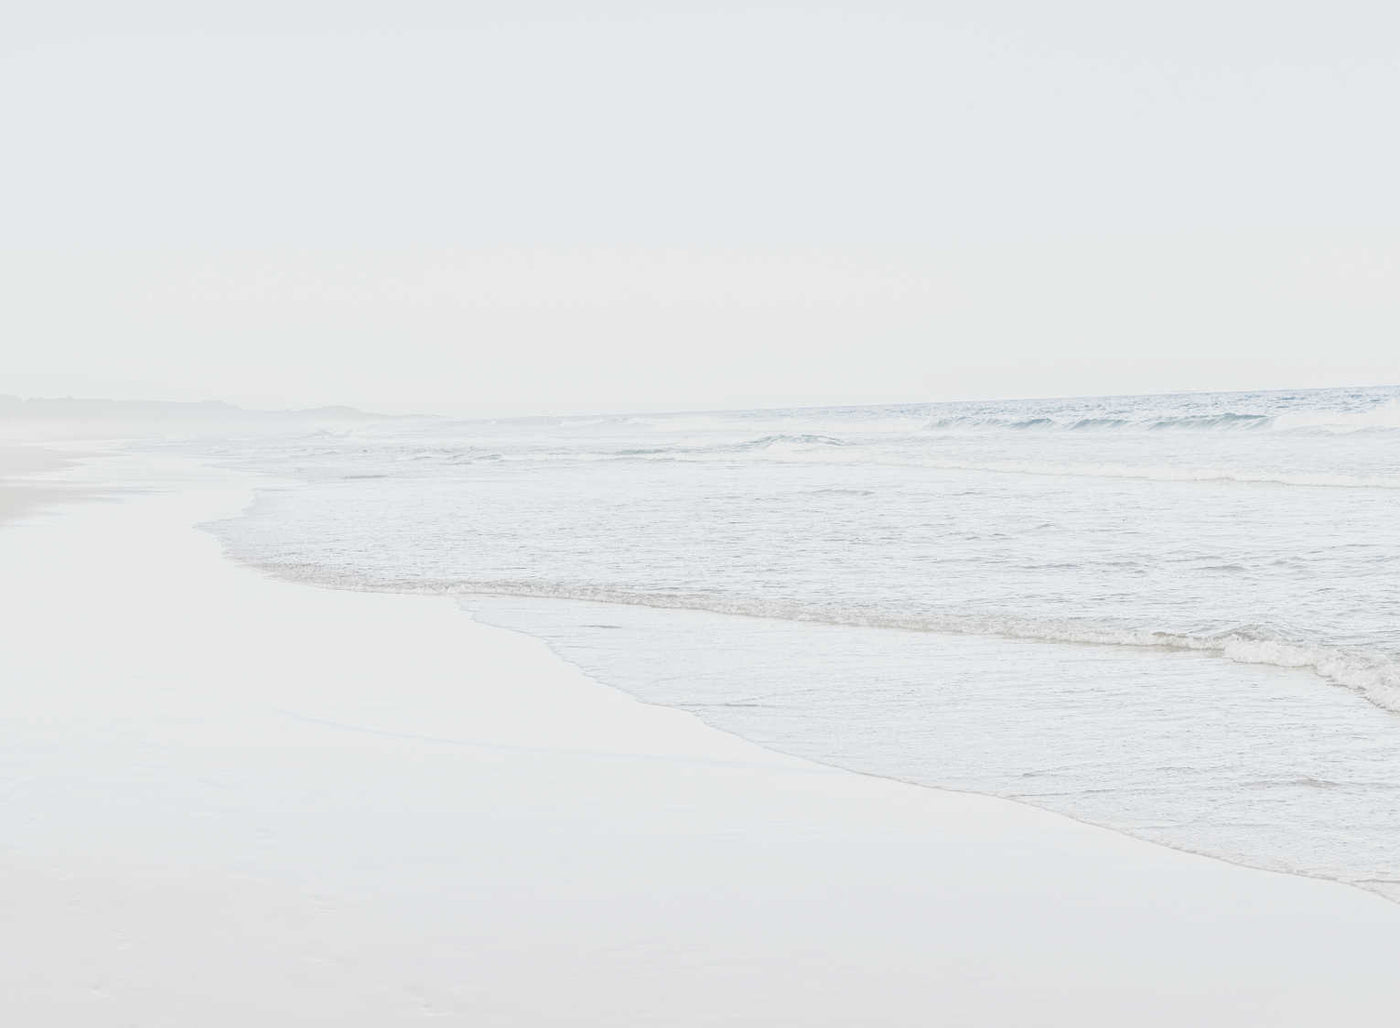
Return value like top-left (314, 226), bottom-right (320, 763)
top-left (199, 474), bottom-right (1400, 907)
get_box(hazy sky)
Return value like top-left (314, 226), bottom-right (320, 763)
top-left (3, 2), bottom-right (1398, 414)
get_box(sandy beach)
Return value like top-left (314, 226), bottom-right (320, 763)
top-left (7, 0), bottom-right (1400, 1020)
top-left (1, 448), bottom-right (1399, 1024)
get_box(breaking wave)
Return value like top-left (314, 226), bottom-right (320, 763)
top-left (923, 394), bottom-right (1400, 435)
top-left (616, 433), bottom-right (848, 457)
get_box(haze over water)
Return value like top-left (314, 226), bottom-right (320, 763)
top-left (209, 385), bottom-right (1400, 896)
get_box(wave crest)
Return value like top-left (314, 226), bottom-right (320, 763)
top-left (926, 399), bottom-right (1400, 435)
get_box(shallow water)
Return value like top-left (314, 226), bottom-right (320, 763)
top-left (205, 385), bottom-right (1400, 896)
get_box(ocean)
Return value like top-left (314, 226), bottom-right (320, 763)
top-left (204, 385), bottom-right (1400, 897)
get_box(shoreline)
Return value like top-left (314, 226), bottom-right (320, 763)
top-left (6, 450), bottom-right (1400, 1023)
top-left (0, 443), bottom-right (98, 525)
top-left (236, 566), bottom-right (1400, 908)
top-left (224, 556), bottom-right (1400, 907)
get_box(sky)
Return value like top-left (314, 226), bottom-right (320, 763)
top-left (2, 1), bottom-right (1398, 415)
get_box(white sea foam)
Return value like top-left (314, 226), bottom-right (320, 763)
top-left (899, 460), bottom-right (1400, 489)
top-left (603, 445), bottom-right (1400, 489)
top-left (251, 561), bottom-right (1400, 717)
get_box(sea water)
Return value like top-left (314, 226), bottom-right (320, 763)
top-left (205, 386), bottom-right (1400, 896)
